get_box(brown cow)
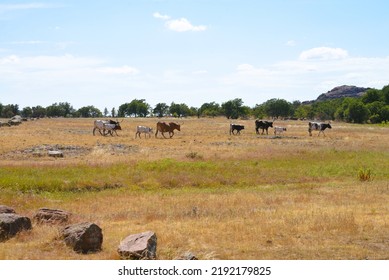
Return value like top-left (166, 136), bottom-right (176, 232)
top-left (155, 122), bottom-right (181, 138)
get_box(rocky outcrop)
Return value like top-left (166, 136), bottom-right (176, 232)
top-left (316, 85), bottom-right (369, 101)
top-left (61, 222), bottom-right (103, 253)
top-left (0, 213), bottom-right (32, 242)
top-left (33, 208), bottom-right (69, 224)
top-left (0, 205), bottom-right (16, 214)
top-left (118, 231), bottom-right (157, 260)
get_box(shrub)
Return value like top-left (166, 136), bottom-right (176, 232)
top-left (358, 167), bottom-right (372, 182)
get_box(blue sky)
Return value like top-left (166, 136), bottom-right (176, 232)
top-left (1, 0), bottom-right (389, 111)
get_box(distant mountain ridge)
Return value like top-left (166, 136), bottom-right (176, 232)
top-left (316, 85), bottom-right (370, 101)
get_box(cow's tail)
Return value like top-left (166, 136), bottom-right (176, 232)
top-left (229, 123), bottom-right (232, 135)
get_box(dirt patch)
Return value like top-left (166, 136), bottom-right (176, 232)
top-left (0, 144), bottom-right (92, 160)
top-left (0, 143), bottom-right (141, 160)
top-left (91, 143), bottom-right (140, 155)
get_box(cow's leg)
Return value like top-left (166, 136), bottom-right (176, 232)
top-left (308, 128), bottom-right (312, 136)
top-left (161, 131), bottom-right (167, 138)
top-left (169, 131), bottom-right (174, 138)
top-left (93, 127), bottom-right (97, 136)
top-left (155, 130), bottom-right (158, 138)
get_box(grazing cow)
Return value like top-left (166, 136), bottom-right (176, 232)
top-left (155, 122), bottom-right (181, 138)
top-left (274, 126), bottom-right (287, 135)
top-left (230, 124), bottom-right (245, 135)
top-left (135, 125), bottom-right (153, 138)
top-left (308, 122), bottom-right (331, 136)
top-left (93, 119), bottom-right (122, 136)
top-left (255, 120), bottom-right (273, 135)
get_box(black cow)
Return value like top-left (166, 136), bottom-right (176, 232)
top-left (255, 120), bottom-right (273, 135)
top-left (230, 124), bottom-right (245, 135)
top-left (308, 122), bottom-right (332, 136)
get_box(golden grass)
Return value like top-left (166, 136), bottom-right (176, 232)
top-left (0, 117), bottom-right (389, 259)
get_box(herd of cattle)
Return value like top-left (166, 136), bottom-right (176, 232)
top-left (92, 119), bottom-right (332, 138)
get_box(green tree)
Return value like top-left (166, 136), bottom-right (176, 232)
top-left (344, 100), bottom-right (370, 123)
top-left (294, 105), bottom-right (310, 119)
top-left (382, 85), bottom-right (389, 104)
top-left (200, 102), bottom-right (221, 117)
top-left (153, 103), bottom-right (169, 117)
top-left (379, 105), bottom-right (389, 122)
top-left (77, 106), bottom-right (102, 118)
top-left (1, 104), bottom-right (19, 118)
top-left (366, 101), bottom-right (385, 123)
top-left (362, 89), bottom-right (382, 104)
top-left (169, 102), bottom-right (191, 118)
top-left (118, 99), bottom-right (150, 117)
top-left (21, 107), bottom-right (33, 118)
top-left (103, 107), bottom-right (109, 117)
top-left (263, 98), bottom-right (292, 119)
top-left (221, 98), bottom-right (244, 119)
top-left (31, 106), bottom-right (47, 118)
top-left (46, 103), bottom-right (65, 117)
top-left (252, 104), bottom-right (265, 119)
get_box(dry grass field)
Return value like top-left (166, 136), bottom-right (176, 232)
top-left (1, 117), bottom-right (389, 260)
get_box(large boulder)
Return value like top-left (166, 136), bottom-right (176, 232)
top-left (61, 222), bottom-right (103, 253)
top-left (0, 205), bottom-right (16, 214)
top-left (0, 213), bottom-right (32, 242)
top-left (33, 208), bottom-right (69, 224)
top-left (8, 115), bottom-right (22, 126)
top-left (118, 231), bottom-right (157, 260)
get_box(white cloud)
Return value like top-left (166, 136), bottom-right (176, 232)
top-left (153, 12), bottom-right (207, 32)
top-left (153, 12), bottom-right (170, 20)
top-left (165, 18), bottom-right (207, 32)
top-left (299, 47), bottom-right (349, 60)
top-left (222, 49), bottom-right (389, 102)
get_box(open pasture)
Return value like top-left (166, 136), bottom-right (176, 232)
top-left (1, 117), bottom-right (389, 259)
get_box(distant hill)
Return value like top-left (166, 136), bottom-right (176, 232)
top-left (316, 85), bottom-right (370, 101)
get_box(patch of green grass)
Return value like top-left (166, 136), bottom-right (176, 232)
top-left (0, 150), bottom-right (388, 194)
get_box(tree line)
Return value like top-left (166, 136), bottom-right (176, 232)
top-left (1, 84), bottom-right (389, 124)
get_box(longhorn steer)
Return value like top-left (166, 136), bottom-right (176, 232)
top-left (135, 125), bottom-right (153, 138)
top-left (155, 122), bottom-right (181, 138)
top-left (308, 122), bottom-right (331, 136)
top-left (230, 124), bottom-right (245, 135)
top-left (93, 120), bottom-right (122, 136)
top-left (255, 120), bottom-right (273, 135)
top-left (274, 126), bottom-right (287, 135)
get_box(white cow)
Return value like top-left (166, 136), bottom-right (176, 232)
top-left (308, 122), bottom-right (331, 136)
top-left (93, 120), bottom-right (122, 136)
top-left (135, 125), bottom-right (153, 138)
top-left (274, 126), bottom-right (287, 135)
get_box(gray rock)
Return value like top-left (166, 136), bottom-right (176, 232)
top-left (118, 231), bottom-right (157, 260)
top-left (0, 205), bottom-right (16, 214)
top-left (61, 222), bottom-right (103, 253)
top-left (33, 208), bottom-right (69, 224)
top-left (0, 213), bottom-right (32, 242)
top-left (175, 251), bottom-right (198, 260)
top-left (48, 151), bottom-right (64, 158)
